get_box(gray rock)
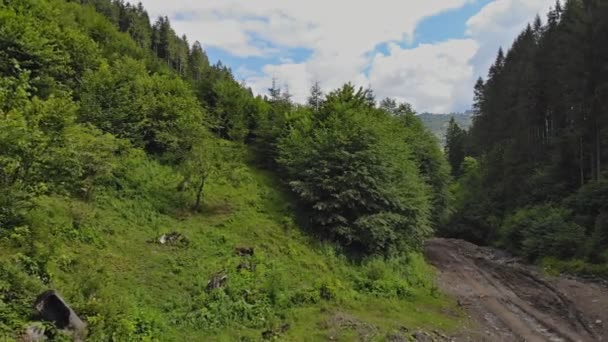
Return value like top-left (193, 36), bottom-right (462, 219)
top-left (21, 324), bottom-right (47, 342)
top-left (412, 331), bottom-right (433, 342)
top-left (34, 290), bottom-right (86, 341)
top-left (156, 232), bottom-right (189, 246)
top-left (206, 272), bottom-right (228, 291)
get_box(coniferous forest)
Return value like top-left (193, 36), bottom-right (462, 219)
top-left (1, 0), bottom-right (608, 340)
top-left (444, 0), bottom-right (608, 274)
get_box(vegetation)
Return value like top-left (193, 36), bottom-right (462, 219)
top-left (444, 0), bottom-right (608, 276)
top-left (0, 0), bottom-right (460, 339)
top-left (417, 112), bottom-right (472, 145)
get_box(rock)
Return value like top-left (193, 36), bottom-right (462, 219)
top-left (411, 331), bottom-right (433, 342)
top-left (596, 319), bottom-right (603, 325)
top-left (206, 272), bottom-right (228, 291)
top-left (323, 313), bottom-right (378, 340)
top-left (386, 333), bottom-right (408, 342)
top-left (156, 232), bottom-right (189, 246)
top-left (235, 246), bottom-right (254, 256)
top-left (21, 324), bottom-right (47, 342)
top-left (34, 290), bottom-right (86, 341)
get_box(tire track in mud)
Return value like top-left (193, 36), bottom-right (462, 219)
top-left (425, 238), bottom-right (605, 342)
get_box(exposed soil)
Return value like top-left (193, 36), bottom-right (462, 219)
top-left (425, 238), bottom-right (608, 342)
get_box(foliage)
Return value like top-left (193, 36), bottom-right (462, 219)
top-left (418, 112), bottom-right (472, 145)
top-left (448, 0), bottom-right (608, 273)
top-left (498, 205), bottom-right (585, 261)
top-left (278, 85), bottom-right (432, 256)
top-left (79, 57), bottom-right (204, 159)
top-left (398, 110), bottom-right (452, 227)
top-left (444, 118), bottom-right (467, 177)
top-left (0, 0), bottom-right (464, 339)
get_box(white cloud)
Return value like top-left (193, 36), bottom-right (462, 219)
top-left (141, 1), bottom-right (474, 57)
top-left (466, 0), bottom-right (553, 79)
top-left (369, 40), bottom-right (478, 113)
top-left (139, 0), bottom-right (474, 107)
top-left (139, 0), bottom-right (556, 112)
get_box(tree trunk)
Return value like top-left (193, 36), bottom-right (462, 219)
top-left (580, 137), bottom-right (585, 186)
top-left (194, 176), bottom-right (206, 212)
top-left (597, 125), bottom-right (601, 179)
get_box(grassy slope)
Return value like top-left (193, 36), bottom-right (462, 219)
top-left (0, 146), bottom-right (463, 341)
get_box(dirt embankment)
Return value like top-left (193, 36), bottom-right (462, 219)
top-left (425, 238), bottom-right (608, 342)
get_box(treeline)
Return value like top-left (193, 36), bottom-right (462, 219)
top-left (445, 0), bottom-right (608, 272)
top-left (0, 0), bottom-right (450, 264)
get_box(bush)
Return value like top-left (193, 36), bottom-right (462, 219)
top-left (0, 259), bottom-right (45, 337)
top-left (565, 178), bottom-right (608, 262)
top-left (588, 211), bottom-right (608, 262)
top-left (353, 258), bottom-right (415, 300)
top-left (499, 205), bottom-right (585, 261)
top-left (443, 157), bottom-right (498, 244)
top-left (277, 84), bottom-right (431, 256)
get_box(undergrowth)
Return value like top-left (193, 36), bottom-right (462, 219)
top-left (0, 146), bottom-right (461, 341)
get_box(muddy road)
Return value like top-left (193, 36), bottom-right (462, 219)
top-left (425, 238), bottom-right (608, 342)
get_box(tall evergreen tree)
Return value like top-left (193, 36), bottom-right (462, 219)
top-left (445, 118), bottom-right (467, 177)
top-left (307, 81), bottom-right (324, 112)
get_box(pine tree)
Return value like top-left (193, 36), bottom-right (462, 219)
top-left (445, 118), bottom-right (467, 177)
top-left (268, 77), bottom-right (281, 102)
top-left (307, 81), bottom-right (324, 112)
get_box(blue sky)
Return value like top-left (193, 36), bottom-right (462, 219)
top-left (140, 0), bottom-right (553, 113)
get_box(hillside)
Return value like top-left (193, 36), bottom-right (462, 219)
top-left (0, 0), bottom-right (462, 340)
top-left (417, 113), bottom-right (472, 145)
top-left (1, 146), bottom-right (461, 340)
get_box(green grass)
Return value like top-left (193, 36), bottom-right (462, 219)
top-left (0, 146), bottom-right (463, 341)
top-left (540, 257), bottom-right (608, 279)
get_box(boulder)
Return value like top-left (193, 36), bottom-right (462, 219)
top-left (34, 290), bottom-right (86, 341)
top-left (156, 232), bottom-right (189, 246)
top-left (206, 272), bottom-right (228, 291)
top-left (21, 324), bottom-right (47, 342)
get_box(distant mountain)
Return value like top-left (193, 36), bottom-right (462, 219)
top-left (418, 111), bottom-right (473, 145)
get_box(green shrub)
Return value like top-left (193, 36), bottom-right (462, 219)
top-left (541, 257), bottom-right (608, 278)
top-left (290, 288), bottom-right (320, 305)
top-left (499, 205), bottom-right (585, 261)
top-left (278, 84), bottom-right (431, 256)
top-left (588, 211), bottom-right (608, 262)
top-left (0, 259), bottom-right (45, 337)
top-left (353, 258), bottom-right (415, 300)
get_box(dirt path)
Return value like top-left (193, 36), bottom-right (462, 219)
top-left (424, 238), bottom-right (608, 342)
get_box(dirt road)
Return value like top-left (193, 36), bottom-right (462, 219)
top-left (425, 238), bottom-right (608, 342)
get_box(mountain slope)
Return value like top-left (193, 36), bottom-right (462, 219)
top-left (0, 0), bottom-right (463, 340)
top-left (418, 113), bottom-right (472, 145)
top-left (1, 146), bottom-right (461, 340)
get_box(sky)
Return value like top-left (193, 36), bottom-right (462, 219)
top-left (139, 0), bottom-right (555, 113)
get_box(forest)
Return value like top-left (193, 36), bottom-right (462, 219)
top-left (0, 0), bottom-right (455, 339)
top-left (444, 0), bottom-right (608, 276)
top-left (2, 0), bottom-right (607, 340)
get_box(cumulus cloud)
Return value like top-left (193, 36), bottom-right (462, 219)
top-left (139, 0), bottom-right (556, 112)
top-left (141, 1), bottom-right (473, 56)
top-left (139, 0), bottom-right (474, 108)
top-left (369, 40), bottom-right (478, 113)
top-left (466, 0), bottom-right (554, 79)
